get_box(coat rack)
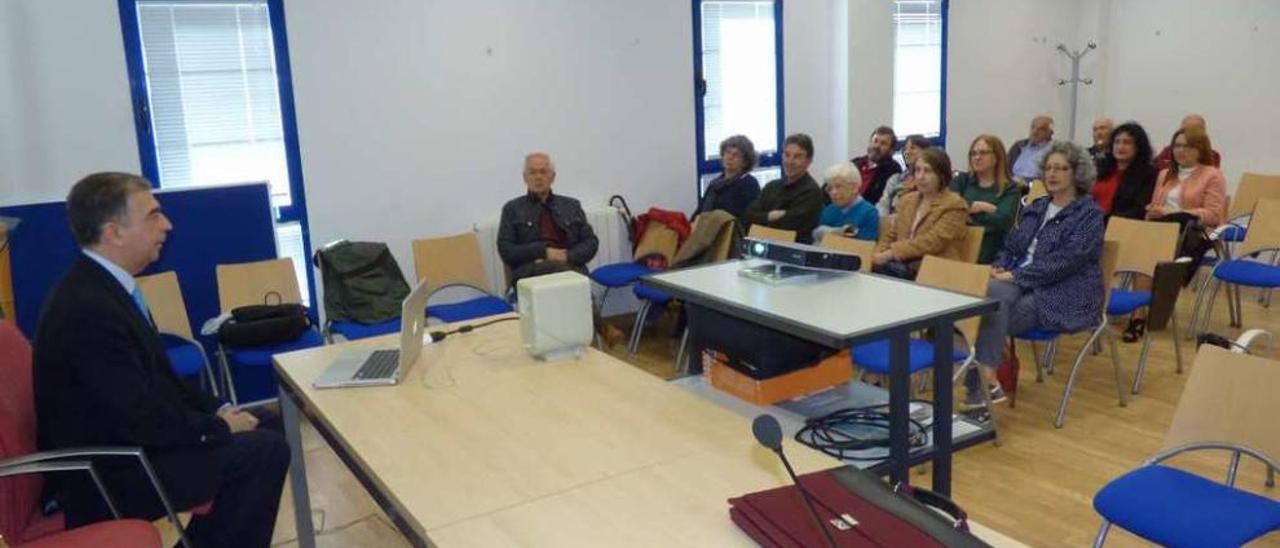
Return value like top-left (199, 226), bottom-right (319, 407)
top-left (1056, 42), bottom-right (1096, 142)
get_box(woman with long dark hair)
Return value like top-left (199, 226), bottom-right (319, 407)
top-left (1092, 122), bottom-right (1156, 219)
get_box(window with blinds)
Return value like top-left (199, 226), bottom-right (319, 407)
top-left (128, 0), bottom-right (310, 304)
top-left (696, 1), bottom-right (781, 174)
top-left (135, 0), bottom-right (291, 207)
top-left (892, 0), bottom-right (944, 139)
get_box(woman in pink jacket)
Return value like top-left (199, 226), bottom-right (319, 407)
top-left (1123, 126), bottom-right (1226, 342)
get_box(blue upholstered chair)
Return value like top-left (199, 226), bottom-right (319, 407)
top-left (412, 233), bottom-right (513, 325)
top-left (137, 271), bottom-right (219, 396)
top-left (849, 257), bottom-right (1002, 442)
top-left (214, 258), bottom-right (324, 404)
top-left (1013, 240), bottom-right (1124, 429)
top-left (1092, 345), bottom-right (1280, 548)
top-left (1191, 198), bottom-right (1280, 339)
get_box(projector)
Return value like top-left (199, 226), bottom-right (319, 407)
top-left (741, 238), bottom-right (862, 272)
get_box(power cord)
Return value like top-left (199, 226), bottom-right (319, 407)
top-left (428, 316), bottom-right (518, 343)
top-left (794, 402), bottom-right (931, 462)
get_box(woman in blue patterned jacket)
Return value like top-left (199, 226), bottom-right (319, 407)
top-left (963, 141), bottom-right (1105, 408)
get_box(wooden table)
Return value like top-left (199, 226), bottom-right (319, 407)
top-left (274, 316), bottom-right (841, 547)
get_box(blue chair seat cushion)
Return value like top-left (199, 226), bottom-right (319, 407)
top-left (330, 318), bottom-right (401, 341)
top-left (163, 341), bottom-right (206, 377)
top-left (426, 296), bottom-right (513, 323)
top-left (589, 262), bottom-right (655, 287)
top-left (1222, 225), bottom-right (1246, 242)
top-left (1094, 464), bottom-right (1280, 548)
top-left (633, 284), bottom-right (672, 303)
top-left (226, 329), bottom-right (325, 367)
top-left (852, 339), bottom-right (969, 375)
top-left (1107, 289), bottom-right (1152, 316)
top-left (1214, 259), bottom-right (1280, 288)
top-left (1015, 328), bottom-right (1060, 341)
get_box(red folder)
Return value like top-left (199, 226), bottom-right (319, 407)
top-left (728, 469), bottom-right (990, 547)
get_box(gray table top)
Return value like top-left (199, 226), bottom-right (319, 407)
top-left (643, 259), bottom-right (996, 347)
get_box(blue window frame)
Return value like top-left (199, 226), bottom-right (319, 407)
top-left (117, 0), bottom-right (315, 306)
top-left (892, 0), bottom-right (948, 148)
top-left (692, 0), bottom-right (785, 202)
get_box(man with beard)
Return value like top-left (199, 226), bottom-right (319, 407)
top-left (848, 126), bottom-right (903, 206)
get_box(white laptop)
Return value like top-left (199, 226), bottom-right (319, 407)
top-left (313, 278), bottom-right (431, 389)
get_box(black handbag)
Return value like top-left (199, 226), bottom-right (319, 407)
top-left (217, 292), bottom-right (311, 347)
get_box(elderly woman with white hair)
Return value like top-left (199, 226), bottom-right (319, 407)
top-left (964, 140), bottom-right (1106, 408)
top-left (812, 163), bottom-right (879, 243)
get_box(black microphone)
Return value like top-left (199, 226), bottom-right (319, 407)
top-left (752, 414), bottom-right (837, 548)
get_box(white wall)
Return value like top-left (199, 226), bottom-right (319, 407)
top-left (946, 0), bottom-right (1089, 162)
top-left (1099, 0), bottom-right (1280, 188)
top-left (0, 0), bottom-right (139, 207)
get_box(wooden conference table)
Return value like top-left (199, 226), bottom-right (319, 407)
top-left (276, 315), bottom-right (843, 547)
top-left (275, 314), bottom-right (1024, 547)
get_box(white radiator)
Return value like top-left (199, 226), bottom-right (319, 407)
top-left (473, 206), bottom-right (639, 316)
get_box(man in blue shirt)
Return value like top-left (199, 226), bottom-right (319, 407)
top-left (1008, 115), bottom-right (1055, 183)
top-left (812, 163), bottom-right (879, 243)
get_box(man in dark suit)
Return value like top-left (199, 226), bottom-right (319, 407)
top-left (33, 172), bottom-right (289, 547)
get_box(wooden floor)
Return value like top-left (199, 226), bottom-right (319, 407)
top-left (269, 282), bottom-right (1280, 547)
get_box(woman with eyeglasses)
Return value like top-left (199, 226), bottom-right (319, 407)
top-left (965, 141), bottom-right (1104, 408)
top-left (950, 134), bottom-right (1020, 264)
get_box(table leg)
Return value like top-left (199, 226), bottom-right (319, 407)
top-left (931, 320), bottom-right (954, 497)
top-left (888, 330), bottom-right (911, 486)
top-left (280, 385), bottom-right (316, 548)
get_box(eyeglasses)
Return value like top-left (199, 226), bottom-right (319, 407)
top-left (1172, 143), bottom-right (1192, 150)
top-left (970, 150), bottom-right (995, 157)
top-left (1043, 164), bottom-right (1072, 173)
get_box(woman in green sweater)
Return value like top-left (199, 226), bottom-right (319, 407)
top-left (950, 134), bottom-right (1020, 263)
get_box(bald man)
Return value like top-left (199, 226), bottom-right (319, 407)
top-left (1154, 113), bottom-right (1222, 172)
top-left (1008, 115), bottom-right (1055, 182)
top-left (1089, 117), bottom-right (1114, 163)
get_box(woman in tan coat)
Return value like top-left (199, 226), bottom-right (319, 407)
top-left (873, 148), bottom-right (969, 279)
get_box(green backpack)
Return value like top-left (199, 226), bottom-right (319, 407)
top-left (312, 241), bottom-right (411, 324)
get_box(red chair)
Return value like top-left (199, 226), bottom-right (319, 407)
top-left (0, 321), bottom-right (188, 547)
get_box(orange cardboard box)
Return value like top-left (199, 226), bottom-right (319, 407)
top-left (706, 350), bottom-right (851, 405)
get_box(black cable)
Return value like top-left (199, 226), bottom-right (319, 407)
top-left (428, 316), bottom-right (518, 343)
top-left (794, 401), bottom-right (932, 462)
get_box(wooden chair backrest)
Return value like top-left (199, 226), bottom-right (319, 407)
top-left (961, 226), bottom-right (985, 264)
top-left (1100, 240), bottom-right (1120, 310)
top-left (747, 225), bottom-right (796, 243)
top-left (1240, 198), bottom-right (1280, 256)
top-left (136, 271), bottom-right (194, 339)
top-left (412, 232), bottom-right (490, 295)
top-left (215, 258), bottom-right (302, 312)
top-left (819, 233), bottom-right (874, 273)
top-left (1228, 172), bottom-right (1280, 220)
top-left (1164, 345), bottom-right (1280, 460)
top-left (707, 219), bottom-right (737, 262)
top-left (1104, 217), bottom-right (1179, 278)
top-left (916, 255), bottom-right (992, 344)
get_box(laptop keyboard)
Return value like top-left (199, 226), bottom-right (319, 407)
top-left (354, 349), bottom-right (400, 380)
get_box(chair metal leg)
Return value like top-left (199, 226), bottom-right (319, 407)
top-left (1030, 341), bottom-right (1045, 382)
top-left (1092, 521), bottom-right (1112, 548)
top-left (1199, 279), bottom-right (1223, 337)
top-left (1131, 329), bottom-right (1154, 394)
top-left (627, 300), bottom-right (651, 355)
top-left (1187, 268), bottom-right (1215, 340)
top-left (1231, 282), bottom-right (1244, 328)
top-left (1267, 465), bottom-right (1275, 488)
top-left (1171, 315), bottom-right (1184, 374)
top-left (1227, 450), bottom-right (1242, 487)
top-left (1045, 340), bottom-right (1058, 375)
top-left (675, 327), bottom-right (691, 377)
top-left (1106, 329), bottom-right (1127, 407)
top-left (216, 345), bottom-right (239, 405)
top-left (1055, 324), bottom-right (1106, 428)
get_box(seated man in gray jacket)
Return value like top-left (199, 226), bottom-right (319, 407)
top-left (497, 152), bottom-right (599, 284)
